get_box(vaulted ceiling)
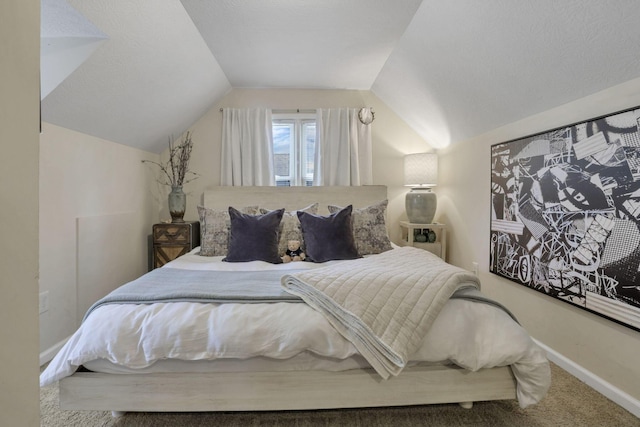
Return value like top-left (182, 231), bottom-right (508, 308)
top-left (41, 0), bottom-right (640, 153)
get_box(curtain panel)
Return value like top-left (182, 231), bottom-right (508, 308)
top-left (220, 107), bottom-right (372, 187)
top-left (220, 108), bottom-right (275, 186)
top-left (314, 108), bottom-right (373, 186)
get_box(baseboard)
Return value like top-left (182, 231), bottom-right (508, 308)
top-left (40, 336), bottom-right (70, 366)
top-left (534, 339), bottom-right (640, 418)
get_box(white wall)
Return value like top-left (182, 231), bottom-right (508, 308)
top-left (0, 1), bottom-right (40, 425)
top-left (39, 123), bottom-right (159, 358)
top-left (168, 88), bottom-right (429, 245)
top-left (439, 76), bottom-right (640, 402)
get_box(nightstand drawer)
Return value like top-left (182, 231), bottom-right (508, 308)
top-left (153, 224), bottom-right (192, 244)
top-left (152, 221), bottom-right (200, 269)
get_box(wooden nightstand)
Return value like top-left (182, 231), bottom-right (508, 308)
top-left (399, 221), bottom-right (447, 261)
top-left (152, 221), bottom-right (200, 269)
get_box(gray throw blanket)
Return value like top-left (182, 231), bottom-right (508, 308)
top-left (281, 246), bottom-right (480, 379)
top-left (83, 268), bottom-right (303, 322)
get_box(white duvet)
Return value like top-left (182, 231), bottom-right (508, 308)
top-left (40, 248), bottom-right (550, 408)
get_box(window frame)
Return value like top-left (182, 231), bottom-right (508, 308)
top-left (272, 113), bottom-right (316, 186)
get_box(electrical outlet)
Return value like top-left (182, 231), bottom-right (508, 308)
top-left (39, 291), bottom-right (49, 314)
top-left (471, 262), bottom-right (479, 276)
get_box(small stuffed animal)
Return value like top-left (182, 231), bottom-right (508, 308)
top-left (282, 239), bottom-right (306, 263)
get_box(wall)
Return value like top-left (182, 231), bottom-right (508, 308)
top-left (39, 123), bottom-right (159, 359)
top-left (167, 88), bottom-right (430, 245)
top-left (439, 76), bottom-right (640, 402)
top-left (0, 1), bottom-right (40, 425)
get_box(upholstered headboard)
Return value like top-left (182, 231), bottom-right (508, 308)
top-left (203, 185), bottom-right (387, 215)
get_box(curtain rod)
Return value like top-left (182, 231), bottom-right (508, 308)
top-left (219, 108), bottom-right (316, 114)
top-left (218, 107), bottom-right (373, 113)
top-left (218, 107), bottom-right (376, 124)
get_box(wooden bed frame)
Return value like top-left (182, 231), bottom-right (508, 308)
top-left (61, 365), bottom-right (517, 415)
top-left (58, 186), bottom-right (518, 415)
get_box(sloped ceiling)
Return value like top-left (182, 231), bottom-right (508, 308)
top-left (42, 0), bottom-right (231, 153)
top-left (40, 0), bottom-right (108, 100)
top-left (41, 0), bottom-right (640, 153)
top-left (374, 0), bottom-right (640, 148)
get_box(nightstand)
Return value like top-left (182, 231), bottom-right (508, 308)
top-left (399, 221), bottom-right (447, 261)
top-left (152, 221), bottom-right (200, 269)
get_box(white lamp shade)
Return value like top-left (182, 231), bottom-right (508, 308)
top-left (404, 153), bottom-right (438, 187)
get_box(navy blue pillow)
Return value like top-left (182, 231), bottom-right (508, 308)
top-left (223, 207), bottom-right (285, 263)
top-left (297, 205), bottom-right (361, 263)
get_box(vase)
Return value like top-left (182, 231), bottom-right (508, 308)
top-left (168, 185), bottom-right (186, 223)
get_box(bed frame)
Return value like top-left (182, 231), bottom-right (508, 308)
top-left (58, 186), bottom-right (518, 415)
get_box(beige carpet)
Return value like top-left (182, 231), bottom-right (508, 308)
top-left (40, 363), bottom-right (640, 427)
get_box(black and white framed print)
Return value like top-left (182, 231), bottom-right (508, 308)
top-left (490, 106), bottom-right (640, 331)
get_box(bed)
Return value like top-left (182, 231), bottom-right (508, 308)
top-left (41, 185), bottom-right (550, 416)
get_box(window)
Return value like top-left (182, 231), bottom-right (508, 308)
top-left (273, 114), bottom-right (316, 186)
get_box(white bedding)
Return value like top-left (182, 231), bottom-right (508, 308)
top-left (40, 247), bottom-right (550, 408)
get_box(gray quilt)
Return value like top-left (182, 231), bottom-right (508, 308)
top-left (83, 268), bottom-right (303, 322)
top-left (281, 246), bottom-right (482, 379)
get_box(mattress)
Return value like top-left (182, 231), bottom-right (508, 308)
top-left (83, 353), bottom-right (450, 375)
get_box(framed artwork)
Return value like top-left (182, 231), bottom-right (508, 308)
top-left (490, 106), bottom-right (640, 331)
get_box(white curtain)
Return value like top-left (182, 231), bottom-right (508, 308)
top-left (313, 108), bottom-right (373, 186)
top-left (220, 108), bottom-right (275, 186)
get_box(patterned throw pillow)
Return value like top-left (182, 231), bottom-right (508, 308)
top-left (297, 205), bottom-right (360, 263)
top-left (328, 200), bottom-right (392, 255)
top-left (223, 207), bottom-right (285, 264)
top-left (260, 203), bottom-right (318, 256)
top-left (197, 205), bottom-right (259, 256)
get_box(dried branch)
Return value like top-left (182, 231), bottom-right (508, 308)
top-left (142, 131), bottom-right (199, 187)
